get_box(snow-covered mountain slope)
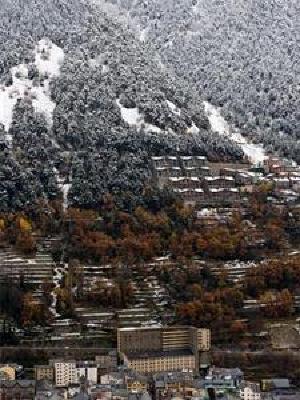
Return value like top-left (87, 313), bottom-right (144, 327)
top-left (0, 39), bottom-right (64, 144)
top-left (106, 0), bottom-right (300, 164)
top-left (204, 102), bottom-right (266, 165)
top-left (0, 0), bottom-right (245, 211)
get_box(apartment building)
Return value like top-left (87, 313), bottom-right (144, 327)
top-left (54, 361), bottom-right (78, 387)
top-left (95, 351), bottom-right (118, 372)
top-left (117, 326), bottom-right (210, 353)
top-left (126, 350), bottom-right (196, 374)
top-left (52, 360), bottom-right (100, 387)
top-left (117, 326), bottom-right (210, 374)
top-left (34, 364), bottom-right (54, 382)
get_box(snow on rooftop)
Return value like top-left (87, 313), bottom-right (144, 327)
top-left (209, 188), bottom-right (224, 193)
top-left (197, 208), bottom-right (218, 217)
top-left (152, 156), bottom-right (164, 160)
top-left (180, 156), bottom-right (192, 160)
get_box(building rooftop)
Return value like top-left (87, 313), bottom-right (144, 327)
top-left (272, 379), bottom-right (291, 389)
top-left (0, 379), bottom-right (36, 388)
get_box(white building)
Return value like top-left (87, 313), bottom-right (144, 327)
top-left (76, 361), bottom-right (98, 385)
top-left (54, 360), bottom-right (98, 387)
top-left (54, 361), bottom-right (77, 387)
top-left (240, 381), bottom-right (261, 400)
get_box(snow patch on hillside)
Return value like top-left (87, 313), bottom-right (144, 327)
top-left (192, 3), bottom-right (198, 14)
top-left (53, 167), bottom-right (71, 211)
top-left (204, 102), bottom-right (230, 135)
top-left (204, 101), bottom-right (266, 164)
top-left (0, 39), bottom-right (64, 144)
top-left (35, 39), bottom-right (64, 77)
top-left (187, 122), bottom-right (200, 135)
top-left (166, 100), bottom-right (181, 116)
top-left (116, 99), bottom-right (162, 133)
top-left (89, 56), bottom-right (110, 74)
top-left (61, 183), bottom-right (71, 211)
top-left (139, 28), bottom-right (148, 42)
top-left (116, 99), bottom-right (140, 125)
top-left (102, 64), bottom-right (110, 73)
top-left (0, 85), bottom-right (18, 136)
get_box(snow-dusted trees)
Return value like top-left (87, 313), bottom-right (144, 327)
top-left (111, 0), bottom-right (300, 162)
top-left (0, 0), bottom-right (246, 211)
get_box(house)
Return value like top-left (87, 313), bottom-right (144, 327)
top-left (118, 326), bottom-right (210, 374)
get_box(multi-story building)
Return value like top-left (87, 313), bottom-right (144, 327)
top-left (54, 360), bottom-right (78, 387)
top-left (52, 359), bottom-right (100, 387)
top-left (117, 326), bottom-right (210, 374)
top-left (34, 364), bottom-right (54, 382)
top-left (76, 361), bottom-right (98, 385)
top-left (117, 326), bottom-right (210, 353)
top-left (95, 351), bottom-right (118, 373)
top-left (126, 350), bottom-right (196, 374)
